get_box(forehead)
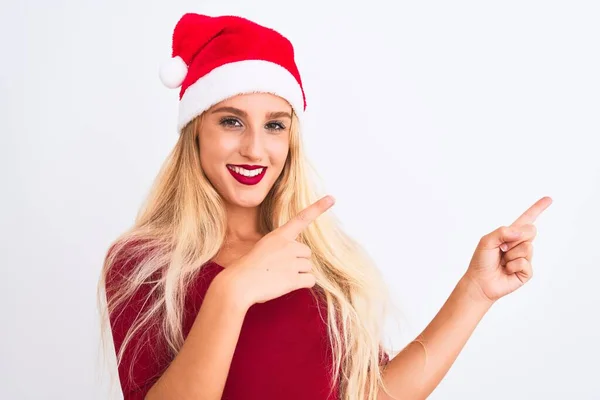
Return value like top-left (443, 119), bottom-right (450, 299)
top-left (211, 93), bottom-right (292, 114)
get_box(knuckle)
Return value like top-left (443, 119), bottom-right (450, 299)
top-left (482, 226), bottom-right (505, 243)
top-left (299, 258), bottom-right (312, 271)
top-left (530, 224), bottom-right (538, 236)
top-left (479, 233), bottom-right (491, 244)
top-left (289, 241), bottom-right (311, 257)
top-left (507, 258), bottom-right (527, 271)
top-left (504, 261), bottom-right (514, 272)
top-left (301, 243), bottom-right (312, 256)
top-left (296, 210), bottom-right (310, 222)
top-left (523, 262), bottom-right (533, 278)
top-left (518, 258), bottom-right (529, 268)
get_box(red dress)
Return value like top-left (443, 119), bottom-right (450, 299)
top-left (107, 259), bottom-right (388, 400)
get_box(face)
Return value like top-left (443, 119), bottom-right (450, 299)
top-left (198, 93), bottom-right (292, 208)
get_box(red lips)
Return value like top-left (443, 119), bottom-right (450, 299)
top-left (227, 165), bottom-right (267, 185)
top-left (229, 164), bottom-right (265, 170)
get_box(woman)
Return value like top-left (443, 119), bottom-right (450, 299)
top-left (99, 13), bottom-right (552, 400)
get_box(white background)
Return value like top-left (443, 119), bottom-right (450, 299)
top-left (1, 0), bottom-right (599, 399)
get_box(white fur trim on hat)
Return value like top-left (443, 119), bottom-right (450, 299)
top-left (177, 60), bottom-right (304, 131)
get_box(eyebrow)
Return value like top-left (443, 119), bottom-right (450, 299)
top-left (267, 111), bottom-right (292, 119)
top-left (210, 107), bottom-right (292, 120)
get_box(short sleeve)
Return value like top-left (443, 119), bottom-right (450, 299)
top-left (105, 252), bottom-right (169, 400)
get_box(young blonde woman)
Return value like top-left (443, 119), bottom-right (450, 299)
top-left (99, 13), bottom-right (552, 400)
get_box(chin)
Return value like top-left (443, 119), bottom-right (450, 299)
top-left (226, 190), bottom-right (269, 208)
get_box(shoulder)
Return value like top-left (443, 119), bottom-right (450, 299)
top-left (103, 239), bottom-right (156, 292)
top-left (102, 239), bottom-right (169, 396)
top-left (102, 239), bottom-right (164, 339)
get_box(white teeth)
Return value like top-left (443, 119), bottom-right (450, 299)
top-left (228, 166), bottom-right (264, 177)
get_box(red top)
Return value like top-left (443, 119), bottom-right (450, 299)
top-left (107, 259), bottom-right (388, 399)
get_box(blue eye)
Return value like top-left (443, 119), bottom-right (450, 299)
top-left (220, 117), bottom-right (243, 128)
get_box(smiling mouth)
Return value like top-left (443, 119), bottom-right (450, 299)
top-left (227, 165), bottom-right (266, 176)
top-left (226, 164), bottom-right (267, 185)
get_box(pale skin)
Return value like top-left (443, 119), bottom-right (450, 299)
top-left (377, 196), bottom-right (552, 400)
top-left (196, 92), bottom-right (292, 259)
top-left (146, 92), bottom-right (553, 399)
top-left (147, 93), bottom-right (313, 399)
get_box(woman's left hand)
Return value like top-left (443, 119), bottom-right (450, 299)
top-left (463, 196), bottom-right (553, 303)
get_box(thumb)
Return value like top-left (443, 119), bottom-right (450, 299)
top-left (478, 226), bottom-right (523, 251)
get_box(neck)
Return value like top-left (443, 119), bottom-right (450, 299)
top-left (212, 203), bottom-right (264, 268)
top-left (224, 203), bottom-right (263, 243)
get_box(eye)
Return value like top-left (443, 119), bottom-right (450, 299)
top-left (265, 121), bottom-right (286, 132)
top-left (219, 117), bottom-right (243, 128)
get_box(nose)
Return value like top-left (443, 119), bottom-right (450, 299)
top-left (239, 126), bottom-right (265, 162)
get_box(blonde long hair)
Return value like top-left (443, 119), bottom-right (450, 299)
top-left (98, 110), bottom-right (393, 399)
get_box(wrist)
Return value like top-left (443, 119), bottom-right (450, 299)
top-left (208, 270), bottom-right (252, 315)
top-left (457, 274), bottom-right (496, 309)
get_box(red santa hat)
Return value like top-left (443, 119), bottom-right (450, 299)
top-left (159, 13), bottom-right (307, 131)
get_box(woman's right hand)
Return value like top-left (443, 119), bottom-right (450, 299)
top-left (219, 195), bottom-right (335, 309)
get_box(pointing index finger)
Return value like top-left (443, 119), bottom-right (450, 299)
top-left (277, 195), bottom-right (335, 240)
top-left (511, 196), bottom-right (553, 227)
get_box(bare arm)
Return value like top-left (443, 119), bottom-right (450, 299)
top-left (144, 197), bottom-right (337, 399)
top-left (378, 197), bottom-right (552, 399)
top-left (378, 276), bottom-right (493, 400)
top-left (146, 273), bottom-right (248, 400)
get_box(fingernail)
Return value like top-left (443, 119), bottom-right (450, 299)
top-left (500, 243), bottom-right (508, 252)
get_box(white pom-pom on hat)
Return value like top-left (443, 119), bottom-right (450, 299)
top-left (159, 56), bottom-right (188, 88)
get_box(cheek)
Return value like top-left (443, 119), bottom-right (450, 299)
top-left (199, 132), bottom-right (237, 167)
top-left (267, 137), bottom-right (290, 167)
